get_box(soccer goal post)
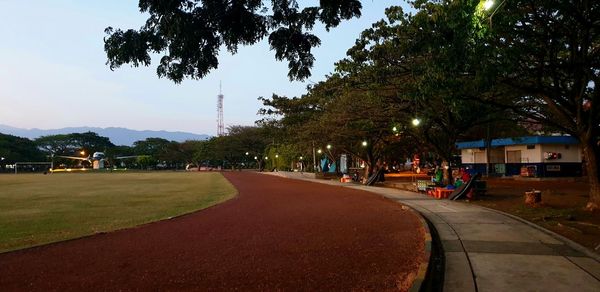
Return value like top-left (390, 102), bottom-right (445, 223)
top-left (14, 162), bottom-right (53, 174)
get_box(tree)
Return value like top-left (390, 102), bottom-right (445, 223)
top-left (132, 137), bottom-right (177, 168)
top-left (105, 145), bottom-right (135, 168)
top-left (192, 139), bottom-right (218, 168)
top-left (471, 0), bottom-right (600, 210)
top-left (136, 155), bottom-right (154, 170)
top-left (104, 0), bottom-right (362, 82)
top-left (179, 140), bottom-right (206, 167)
top-left (133, 137), bottom-right (171, 157)
top-left (35, 132), bottom-right (114, 156)
top-left (35, 134), bottom-right (72, 156)
top-left (226, 125), bottom-right (270, 169)
top-left (259, 71), bottom-right (407, 177)
top-left (333, 3), bottom-right (513, 182)
top-left (0, 133), bottom-right (45, 169)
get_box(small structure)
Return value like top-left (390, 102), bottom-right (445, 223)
top-left (456, 136), bottom-right (582, 177)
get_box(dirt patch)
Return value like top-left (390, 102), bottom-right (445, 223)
top-left (469, 177), bottom-right (600, 252)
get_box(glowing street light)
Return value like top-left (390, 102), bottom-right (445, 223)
top-left (412, 118), bottom-right (421, 126)
top-left (245, 152), bottom-right (249, 156)
top-left (80, 151), bottom-right (86, 156)
top-left (317, 149), bottom-right (322, 154)
top-left (482, 0), bottom-right (506, 28)
top-left (254, 156), bottom-right (258, 160)
top-left (392, 126), bottom-right (397, 132)
top-left (362, 141), bottom-right (368, 147)
top-left (326, 144), bottom-right (332, 150)
top-left (483, 0), bottom-right (494, 10)
top-left (299, 156), bottom-right (303, 160)
top-left (275, 154), bottom-right (279, 158)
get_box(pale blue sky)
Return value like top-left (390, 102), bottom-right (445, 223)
top-left (0, 1), bottom-right (406, 135)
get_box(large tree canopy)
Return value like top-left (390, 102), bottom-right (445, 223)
top-left (0, 133), bottom-right (45, 165)
top-left (104, 0), bottom-right (362, 82)
top-left (472, 0), bottom-right (600, 209)
top-left (35, 132), bottom-right (115, 156)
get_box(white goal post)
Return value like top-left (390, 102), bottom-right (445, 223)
top-left (14, 162), bottom-right (53, 174)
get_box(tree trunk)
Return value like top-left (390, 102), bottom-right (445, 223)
top-left (363, 151), bottom-right (375, 184)
top-left (583, 138), bottom-right (600, 211)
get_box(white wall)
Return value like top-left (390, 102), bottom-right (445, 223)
top-left (541, 144), bottom-right (582, 163)
top-left (461, 149), bottom-right (486, 164)
top-left (505, 145), bottom-right (543, 163)
top-left (462, 143), bottom-right (582, 164)
top-left (461, 149), bottom-right (474, 163)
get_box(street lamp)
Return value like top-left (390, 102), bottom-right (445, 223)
top-left (326, 144), bottom-right (332, 150)
top-left (412, 118), bottom-right (421, 126)
top-left (80, 150), bottom-right (86, 156)
top-left (317, 149), bottom-right (322, 154)
top-left (483, 0), bottom-right (494, 10)
top-left (362, 141), bottom-right (368, 147)
top-left (482, 0), bottom-right (506, 28)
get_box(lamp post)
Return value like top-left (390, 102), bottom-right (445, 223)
top-left (483, 0), bottom-right (506, 28)
top-left (312, 141), bottom-right (316, 172)
top-left (316, 149), bottom-right (322, 172)
top-left (481, 0), bottom-right (503, 175)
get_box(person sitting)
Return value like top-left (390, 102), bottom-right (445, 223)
top-left (432, 167), bottom-right (443, 184)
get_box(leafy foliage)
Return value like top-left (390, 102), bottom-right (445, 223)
top-left (35, 132), bottom-right (114, 156)
top-left (0, 133), bottom-right (45, 164)
top-left (104, 0), bottom-right (362, 82)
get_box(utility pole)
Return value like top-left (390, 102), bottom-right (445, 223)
top-left (312, 141), bottom-right (316, 172)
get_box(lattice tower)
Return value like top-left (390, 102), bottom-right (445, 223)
top-left (217, 82), bottom-right (224, 136)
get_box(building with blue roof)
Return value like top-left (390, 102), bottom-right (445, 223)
top-left (456, 136), bottom-right (582, 177)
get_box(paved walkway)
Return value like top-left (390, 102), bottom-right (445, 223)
top-left (269, 171), bottom-right (600, 291)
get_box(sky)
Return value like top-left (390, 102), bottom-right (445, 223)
top-left (0, 1), bottom-right (407, 136)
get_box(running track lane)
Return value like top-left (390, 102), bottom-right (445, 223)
top-left (0, 172), bottom-right (425, 291)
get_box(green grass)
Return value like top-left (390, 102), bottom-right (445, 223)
top-left (0, 172), bottom-right (237, 253)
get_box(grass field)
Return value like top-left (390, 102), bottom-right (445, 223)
top-left (0, 172), bottom-right (237, 253)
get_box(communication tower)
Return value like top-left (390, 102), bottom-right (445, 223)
top-left (217, 82), bottom-right (224, 136)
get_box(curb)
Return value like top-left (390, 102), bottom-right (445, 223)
top-left (402, 205), bottom-right (432, 292)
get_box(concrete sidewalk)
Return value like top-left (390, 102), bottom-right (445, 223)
top-left (266, 171), bottom-right (600, 292)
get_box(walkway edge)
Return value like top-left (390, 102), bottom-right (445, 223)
top-left (404, 205), bottom-right (432, 292)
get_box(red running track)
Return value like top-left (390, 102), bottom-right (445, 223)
top-left (0, 172), bottom-right (425, 291)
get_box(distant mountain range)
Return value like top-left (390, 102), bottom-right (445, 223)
top-left (0, 124), bottom-right (210, 146)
